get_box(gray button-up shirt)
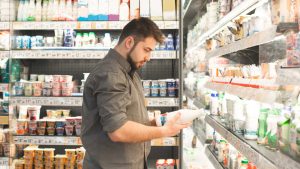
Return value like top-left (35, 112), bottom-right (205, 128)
top-left (81, 49), bottom-right (151, 169)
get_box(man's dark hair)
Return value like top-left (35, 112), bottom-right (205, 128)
top-left (118, 17), bottom-right (164, 45)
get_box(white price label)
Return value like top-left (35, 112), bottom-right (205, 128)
top-left (80, 22), bottom-right (92, 29)
top-left (164, 21), bottom-right (178, 29)
top-left (0, 22), bottom-right (9, 30)
top-left (95, 22), bottom-right (108, 29)
top-left (0, 158), bottom-right (9, 166)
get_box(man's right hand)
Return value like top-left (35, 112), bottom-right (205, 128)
top-left (161, 113), bottom-right (191, 137)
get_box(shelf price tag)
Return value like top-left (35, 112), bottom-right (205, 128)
top-left (80, 22), bottom-right (92, 29)
top-left (0, 158), bottom-right (9, 166)
top-left (164, 21), bottom-right (178, 29)
top-left (0, 22), bottom-right (9, 30)
top-left (95, 22), bottom-right (108, 29)
top-left (154, 21), bottom-right (165, 29)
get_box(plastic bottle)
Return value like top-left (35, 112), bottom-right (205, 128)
top-left (210, 93), bottom-right (219, 116)
top-left (239, 159), bottom-right (248, 169)
top-left (244, 100), bottom-right (260, 140)
top-left (47, 0), bottom-right (54, 21)
top-left (35, 0), bottom-right (42, 21)
top-left (23, 0), bottom-right (30, 21)
top-left (166, 34), bottom-right (174, 50)
top-left (257, 106), bottom-right (269, 145)
top-left (27, 0), bottom-right (36, 21)
top-left (17, 0), bottom-right (25, 21)
top-left (289, 104), bottom-right (300, 159)
top-left (10, 60), bottom-right (21, 82)
top-left (72, 0), bottom-right (78, 20)
top-left (63, 29), bottom-right (75, 47)
top-left (88, 32), bottom-right (96, 46)
top-left (82, 33), bottom-right (89, 47)
top-left (108, 0), bottom-right (120, 21)
top-left (58, 0), bottom-right (66, 20)
top-left (278, 105), bottom-right (292, 154)
top-left (155, 109), bottom-right (203, 126)
top-left (103, 33), bottom-right (112, 48)
top-left (52, 0), bottom-right (59, 20)
top-left (266, 105), bottom-right (281, 150)
top-left (75, 33), bottom-right (83, 48)
top-left (42, 0), bottom-right (48, 21)
top-left (65, 0), bottom-right (73, 20)
top-left (119, 0), bottom-right (129, 20)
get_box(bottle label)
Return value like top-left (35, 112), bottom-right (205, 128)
top-left (160, 115), bottom-right (167, 126)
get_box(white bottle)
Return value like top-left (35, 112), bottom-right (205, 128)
top-left (72, 0), bottom-right (78, 20)
top-left (119, 0), bottom-right (129, 21)
top-left (23, 0), bottom-right (30, 21)
top-left (35, 0), bottom-right (42, 21)
top-left (42, 0), bottom-right (48, 21)
top-left (244, 100), bottom-right (260, 140)
top-left (28, 0), bottom-right (36, 21)
top-left (103, 33), bottom-right (111, 49)
top-left (58, 0), bottom-right (66, 20)
top-left (155, 109), bottom-right (203, 127)
top-left (65, 0), bottom-right (73, 20)
top-left (210, 93), bottom-right (219, 116)
top-left (53, 0), bottom-right (59, 20)
top-left (47, 0), bottom-right (54, 21)
top-left (75, 33), bottom-right (83, 47)
top-left (17, 0), bottom-right (24, 21)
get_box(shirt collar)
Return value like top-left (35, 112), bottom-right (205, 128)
top-left (105, 49), bottom-right (132, 74)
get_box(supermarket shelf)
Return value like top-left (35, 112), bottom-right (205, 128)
top-left (0, 157), bottom-right (9, 166)
top-left (0, 22), bottom-right (10, 30)
top-left (0, 51), bottom-right (9, 59)
top-left (205, 115), bottom-right (300, 169)
top-left (11, 50), bottom-right (177, 59)
top-left (206, 26), bottom-right (277, 59)
top-left (204, 81), bottom-right (281, 104)
top-left (187, 0), bottom-right (261, 52)
top-left (205, 146), bottom-right (225, 169)
top-left (183, 0), bottom-right (205, 20)
top-left (13, 135), bottom-right (177, 146)
top-left (12, 21), bottom-right (178, 30)
top-left (10, 96), bottom-right (179, 107)
top-left (0, 83), bottom-right (9, 92)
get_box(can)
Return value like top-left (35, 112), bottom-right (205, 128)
top-left (158, 80), bottom-right (167, 88)
top-left (22, 36), bottom-right (31, 49)
top-left (159, 88), bottom-right (167, 97)
top-left (143, 88), bottom-right (150, 97)
top-left (151, 88), bottom-right (159, 97)
top-left (151, 80), bottom-right (159, 88)
top-left (142, 80), bottom-right (151, 88)
top-left (16, 36), bottom-right (23, 49)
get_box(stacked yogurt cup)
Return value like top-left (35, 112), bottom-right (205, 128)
top-left (80, 73), bottom-right (89, 93)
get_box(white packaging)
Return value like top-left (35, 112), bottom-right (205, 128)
top-left (140, 0), bottom-right (150, 17)
top-left (98, 0), bottom-right (109, 17)
top-left (119, 0), bottom-right (130, 20)
top-left (244, 100), bottom-right (260, 140)
top-left (108, 0), bottom-right (120, 19)
top-left (155, 109), bottom-right (203, 126)
top-left (88, 0), bottom-right (98, 16)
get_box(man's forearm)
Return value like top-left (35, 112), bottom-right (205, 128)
top-left (108, 121), bottom-right (165, 143)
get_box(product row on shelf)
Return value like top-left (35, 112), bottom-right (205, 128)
top-left (0, 0), bottom-right (179, 22)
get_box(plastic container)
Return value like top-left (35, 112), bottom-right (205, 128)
top-left (47, 127), bottom-right (55, 136)
top-left (37, 127), bottom-right (46, 136)
top-left (56, 127), bottom-right (65, 136)
top-left (75, 125), bottom-right (81, 136)
top-left (210, 93), bottom-right (219, 116)
top-left (17, 120), bottom-right (28, 135)
top-left (47, 120), bottom-right (56, 128)
top-left (62, 89), bottom-right (72, 96)
top-left (65, 125), bottom-right (74, 136)
top-left (155, 109), bottom-right (202, 126)
top-left (62, 109), bottom-right (70, 117)
top-left (42, 88), bottom-right (52, 96)
top-left (56, 121), bottom-right (66, 128)
top-left (53, 75), bottom-right (61, 82)
top-left (27, 106), bottom-right (41, 121)
top-left (66, 117), bottom-right (76, 126)
top-left (33, 88), bottom-right (42, 97)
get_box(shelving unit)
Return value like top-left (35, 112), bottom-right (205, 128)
top-left (206, 115), bottom-right (300, 169)
top-left (0, 157), bottom-right (9, 166)
top-left (11, 50), bottom-right (177, 59)
top-left (0, 51), bottom-right (9, 59)
top-left (205, 146), bottom-right (225, 169)
top-left (12, 21), bottom-right (178, 30)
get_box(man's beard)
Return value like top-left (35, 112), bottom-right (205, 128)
top-left (127, 52), bottom-right (138, 71)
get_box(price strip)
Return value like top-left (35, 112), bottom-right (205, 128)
top-left (10, 97), bottom-right (83, 106)
top-left (13, 136), bottom-right (82, 145)
top-left (164, 21), bottom-right (178, 29)
top-left (0, 158), bottom-right (9, 166)
top-left (0, 51), bottom-right (9, 58)
top-left (108, 21), bottom-right (124, 29)
top-left (146, 98), bottom-right (178, 107)
top-left (95, 22), bottom-right (108, 29)
top-left (0, 22), bottom-right (9, 30)
top-left (154, 21), bottom-right (165, 29)
top-left (79, 22), bottom-right (92, 29)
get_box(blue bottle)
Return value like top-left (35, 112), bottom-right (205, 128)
top-left (166, 34), bottom-right (174, 50)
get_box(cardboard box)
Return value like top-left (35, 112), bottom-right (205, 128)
top-left (150, 0), bottom-right (163, 20)
top-left (162, 0), bottom-right (176, 21)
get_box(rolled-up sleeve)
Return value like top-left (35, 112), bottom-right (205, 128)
top-left (93, 71), bottom-right (130, 133)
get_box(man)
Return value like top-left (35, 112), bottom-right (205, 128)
top-left (81, 17), bottom-right (189, 169)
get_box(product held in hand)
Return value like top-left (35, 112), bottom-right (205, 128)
top-left (155, 109), bottom-right (203, 126)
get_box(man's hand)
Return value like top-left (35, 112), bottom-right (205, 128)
top-left (161, 113), bottom-right (191, 137)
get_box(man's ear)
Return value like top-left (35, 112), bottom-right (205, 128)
top-left (125, 36), bottom-right (135, 49)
